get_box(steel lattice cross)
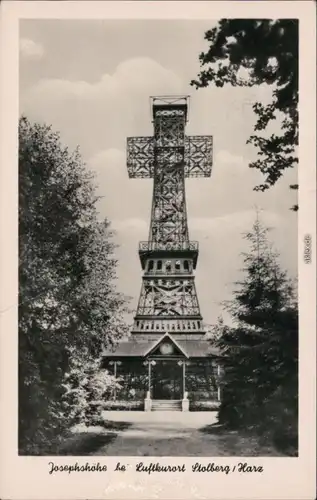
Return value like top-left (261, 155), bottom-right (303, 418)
top-left (127, 96), bottom-right (213, 337)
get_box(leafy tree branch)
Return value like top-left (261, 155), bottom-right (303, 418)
top-left (191, 19), bottom-right (298, 208)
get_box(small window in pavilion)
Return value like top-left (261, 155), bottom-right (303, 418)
top-left (184, 260), bottom-right (189, 271)
top-left (148, 260), bottom-right (154, 271)
top-left (175, 260), bottom-right (181, 271)
top-left (157, 260), bottom-right (162, 270)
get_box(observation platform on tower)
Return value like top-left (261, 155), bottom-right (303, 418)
top-left (138, 240), bottom-right (199, 269)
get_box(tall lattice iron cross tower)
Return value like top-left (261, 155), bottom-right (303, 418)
top-left (127, 95), bottom-right (213, 341)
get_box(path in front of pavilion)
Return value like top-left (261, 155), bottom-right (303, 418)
top-left (90, 411), bottom-right (283, 457)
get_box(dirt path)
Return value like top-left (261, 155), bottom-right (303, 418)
top-left (79, 411), bottom-right (283, 457)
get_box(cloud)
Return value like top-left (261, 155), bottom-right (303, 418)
top-left (88, 147), bottom-right (152, 230)
top-left (20, 38), bottom-right (44, 60)
top-left (89, 148), bottom-right (126, 178)
top-left (114, 218), bottom-right (148, 232)
top-left (32, 58), bottom-right (182, 100)
top-left (215, 150), bottom-right (245, 166)
top-left (190, 210), bottom-right (281, 233)
top-left (21, 57), bottom-right (183, 158)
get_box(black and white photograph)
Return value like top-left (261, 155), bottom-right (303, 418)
top-left (18, 15), bottom-right (300, 458)
top-left (0, 1), bottom-right (316, 499)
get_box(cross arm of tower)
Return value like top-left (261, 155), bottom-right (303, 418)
top-left (185, 135), bottom-right (213, 178)
top-left (126, 135), bottom-right (213, 179)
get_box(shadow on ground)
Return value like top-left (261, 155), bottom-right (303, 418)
top-left (57, 420), bottom-right (132, 455)
top-left (97, 419), bottom-right (131, 431)
top-left (198, 422), bottom-right (284, 456)
top-left (199, 423), bottom-right (225, 435)
top-left (58, 432), bottom-right (117, 455)
top-left (50, 413), bottom-right (286, 457)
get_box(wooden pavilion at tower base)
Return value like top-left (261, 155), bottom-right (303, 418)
top-left (102, 333), bottom-right (221, 412)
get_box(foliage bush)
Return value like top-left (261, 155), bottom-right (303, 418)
top-left (190, 401), bottom-right (220, 412)
top-left (102, 400), bottom-right (144, 411)
top-left (61, 349), bottom-right (123, 426)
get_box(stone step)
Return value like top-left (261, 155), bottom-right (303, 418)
top-left (152, 400), bottom-right (181, 403)
top-left (151, 408), bottom-right (182, 411)
top-left (151, 400), bottom-right (182, 411)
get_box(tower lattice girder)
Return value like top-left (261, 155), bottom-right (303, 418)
top-left (127, 96), bottom-right (213, 339)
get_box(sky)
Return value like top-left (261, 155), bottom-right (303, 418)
top-left (19, 20), bottom-right (298, 326)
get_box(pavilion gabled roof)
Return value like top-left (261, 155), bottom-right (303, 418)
top-left (143, 333), bottom-right (189, 358)
top-left (102, 334), bottom-right (221, 358)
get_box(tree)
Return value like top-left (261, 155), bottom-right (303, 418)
top-left (191, 19), bottom-right (298, 208)
top-left (216, 216), bottom-right (298, 455)
top-left (206, 316), bottom-right (230, 343)
top-left (19, 117), bottom-right (129, 454)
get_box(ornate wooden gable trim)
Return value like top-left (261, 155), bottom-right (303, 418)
top-left (144, 333), bottom-right (189, 358)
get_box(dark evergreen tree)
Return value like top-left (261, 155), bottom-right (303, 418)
top-left (191, 19), bottom-right (298, 209)
top-left (19, 117), bottom-right (128, 454)
top-left (216, 216), bottom-right (298, 455)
